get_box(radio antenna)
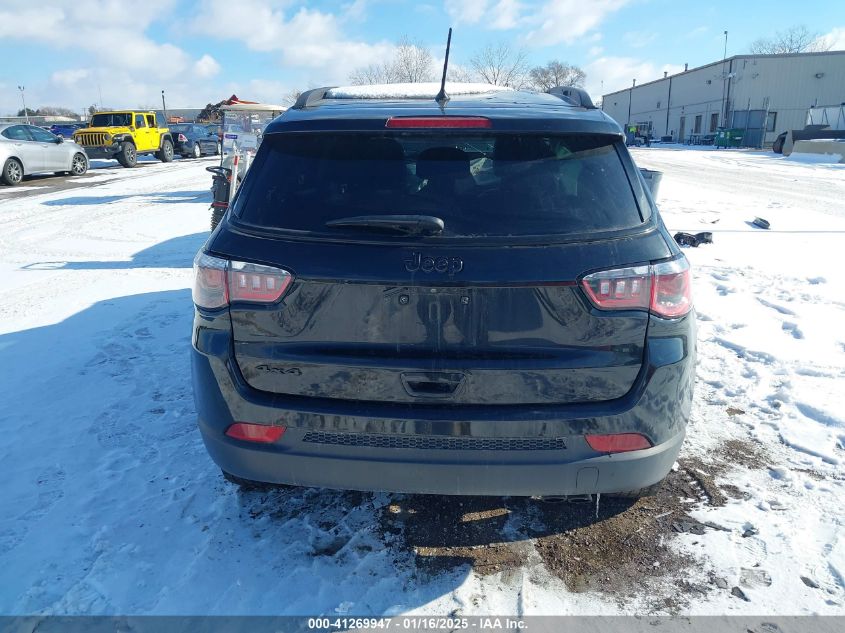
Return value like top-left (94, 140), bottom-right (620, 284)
top-left (435, 27), bottom-right (453, 108)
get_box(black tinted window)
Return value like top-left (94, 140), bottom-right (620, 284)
top-left (91, 113), bottom-right (132, 127)
top-left (234, 133), bottom-right (643, 238)
top-left (28, 126), bottom-right (57, 142)
top-left (2, 126), bottom-right (32, 141)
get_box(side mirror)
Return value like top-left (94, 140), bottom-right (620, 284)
top-left (56, 136), bottom-right (64, 144)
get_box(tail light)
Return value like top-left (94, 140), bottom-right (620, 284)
top-left (177, 133), bottom-right (188, 142)
top-left (229, 261), bottom-right (293, 303)
top-left (585, 433), bottom-right (652, 453)
top-left (225, 423), bottom-right (285, 443)
top-left (192, 253), bottom-right (293, 309)
top-left (193, 253), bottom-right (228, 309)
top-left (581, 257), bottom-right (692, 318)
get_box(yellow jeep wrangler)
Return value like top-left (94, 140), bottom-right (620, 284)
top-left (72, 111), bottom-right (174, 167)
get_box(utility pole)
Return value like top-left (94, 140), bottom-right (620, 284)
top-left (17, 85), bottom-right (29, 124)
top-left (723, 30), bottom-right (728, 60)
top-left (161, 90), bottom-right (168, 124)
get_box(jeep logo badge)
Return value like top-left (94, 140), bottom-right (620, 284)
top-left (404, 252), bottom-right (463, 276)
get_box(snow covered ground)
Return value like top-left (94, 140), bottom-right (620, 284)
top-left (0, 148), bottom-right (843, 616)
top-left (632, 147), bottom-right (845, 614)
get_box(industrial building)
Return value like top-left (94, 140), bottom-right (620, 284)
top-left (601, 50), bottom-right (845, 147)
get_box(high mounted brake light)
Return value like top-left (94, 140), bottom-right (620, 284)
top-left (580, 257), bottom-right (692, 319)
top-left (385, 116), bottom-right (491, 129)
top-left (192, 253), bottom-right (293, 309)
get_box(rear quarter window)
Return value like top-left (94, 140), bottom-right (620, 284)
top-left (233, 132), bottom-right (645, 239)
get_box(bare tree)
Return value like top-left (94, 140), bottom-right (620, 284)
top-left (528, 60), bottom-right (586, 92)
top-left (393, 36), bottom-right (435, 83)
top-left (281, 89), bottom-right (303, 106)
top-left (34, 106), bottom-right (79, 117)
top-left (446, 63), bottom-right (476, 83)
top-left (750, 25), bottom-right (832, 54)
top-left (469, 43), bottom-right (530, 88)
top-left (349, 36), bottom-right (434, 84)
top-left (349, 63), bottom-right (396, 85)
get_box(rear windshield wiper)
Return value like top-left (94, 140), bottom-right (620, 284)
top-left (325, 215), bottom-right (444, 236)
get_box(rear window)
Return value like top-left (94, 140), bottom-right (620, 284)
top-left (233, 132), bottom-right (644, 238)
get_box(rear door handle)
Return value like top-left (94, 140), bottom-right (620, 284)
top-left (401, 372), bottom-right (465, 398)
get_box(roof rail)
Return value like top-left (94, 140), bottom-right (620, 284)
top-left (291, 87), bottom-right (337, 110)
top-left (548, 86), bottom-right (596, 109)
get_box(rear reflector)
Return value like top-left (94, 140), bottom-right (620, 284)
top-left (385, 116), bottom-right (491, 129)
top-left (192, 253), bottom-right (294, 309)
top-left (225, 423), bottom-right (286, 443)
top-left (580, 257), bottom-right (692, 318)
top-left (585, 433), bottom-right (652, 453)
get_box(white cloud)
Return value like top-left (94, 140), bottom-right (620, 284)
top-left (525, 0), bottom-right (629, 46)
top-left (443, 0), bottom-right (525, 29)
top-left (189, 0), bottom-right (393, 82)
top-left (443, 0), bottom-right (624, 43)
top-left (584, 56), bottom-right (685, 98)
top-left (488, 0), bottom-right (525, 29)
top-left (194, 55), bottom-right (221, 79)
top-left (0, 0), bottom-right (222, 113)
top-left (50, 69), bottom-right (91, 87)
top-left (343, 0), bottom-right (370, 21)
top-left (588, 46), bottom-right (604, 57)
top-left (444, 0), bottom-right (490, 25)
top-left (816, 27), bottom-right (845, 51)
top-left (623, 30), bottom-right (657, 49)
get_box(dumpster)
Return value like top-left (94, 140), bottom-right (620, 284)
top-left (715, 128), bottom-right (744, 148)
top-left (639, 168), bottom-right (663, 200)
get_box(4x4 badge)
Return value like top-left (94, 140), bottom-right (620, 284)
top-left (404, 252), bottom-right (463, 276)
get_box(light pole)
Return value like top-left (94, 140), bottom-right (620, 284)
top-left (17, 85), bottom-right (29, 124)
top-left (721, 30), bottom-right (729, 127)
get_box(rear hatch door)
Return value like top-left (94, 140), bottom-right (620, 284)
top-left (215, 129), bottom-right (669, 406)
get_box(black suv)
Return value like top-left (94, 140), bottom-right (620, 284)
top-left (191, 85), bottom-right (695, 497)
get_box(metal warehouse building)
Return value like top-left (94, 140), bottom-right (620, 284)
top-left (601, 50), bottom-right (845, 147)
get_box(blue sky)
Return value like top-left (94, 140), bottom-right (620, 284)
top-left (1, 0), bottom-right (843, 116)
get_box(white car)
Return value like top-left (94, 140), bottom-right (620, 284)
top-left (0, 123), bottom-right (89, 186)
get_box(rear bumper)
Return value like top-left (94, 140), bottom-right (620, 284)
top-left (191, 310), bottom-right (695, 495)
top-left (199, 420), bottom-right (684, 496)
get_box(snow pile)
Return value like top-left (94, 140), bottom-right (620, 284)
top-left (326, 83), bottom-right (512, 100)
